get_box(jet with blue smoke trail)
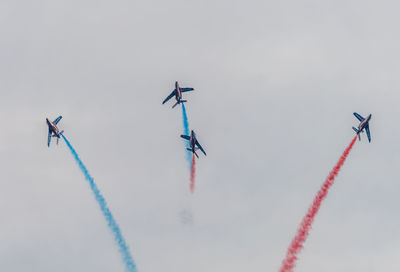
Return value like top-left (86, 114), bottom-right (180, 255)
top-left (61, 134), bottom-right (137, 272)
top-left (162, 81), bottom-right (194, 108)
top-left (181, 130), bottom-right (207, 159)
top-left (46, 116), bottom-right (64, 147)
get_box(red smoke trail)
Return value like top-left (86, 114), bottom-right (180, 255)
top-left (190, 154), bottom-right (196, 193)
top-left (279, 135), bottom-right (358, 272)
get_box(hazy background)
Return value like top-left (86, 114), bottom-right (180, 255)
top-left (0, 0), bottom-right (400, 271)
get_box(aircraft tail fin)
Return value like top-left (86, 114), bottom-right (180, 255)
top-left (181, 100), bottom-right (187, 103)
top-left (352, 127), bottom-right (361, 141)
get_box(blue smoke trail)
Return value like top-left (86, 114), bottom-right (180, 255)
top-left (62, 135), bottom-right (137, 272)
top-left (181, 103), bottom-right (190, 136)
top-left (181, 103), bottom-right (192, 167)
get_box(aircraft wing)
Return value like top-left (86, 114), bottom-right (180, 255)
top-left (162, 90), bottom-right (176, 104)
top-left (181, 88), bottom-right (194, 92)
top-left (353, 112), bottom-right (364, 122)
top-left (195, 140), bottom-right (206, 156)
top-left (365, 124), bottom-right (371, 142)
top-left (180, 135), bottom-right (190, 140)
top-left (53, 116), bottom-right (62, 125)
top-left (47, 127), bottom-right (52, 147)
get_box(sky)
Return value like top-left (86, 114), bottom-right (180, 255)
top-left (1, 0), bottom-right (400, 271)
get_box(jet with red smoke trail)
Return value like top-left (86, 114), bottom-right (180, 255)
top-left (352, 112), bottom-right (372, 142)
top-left (46, 116), bottom-right (64, 147)
top-left (162, 81), bottom-right (194, 108)
top-left (181, 130), bottom-right (206, 158)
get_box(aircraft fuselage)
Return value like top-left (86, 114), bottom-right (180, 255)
top-left (46, 118), bottom-right (61, 137)
top-left (190, 131), bottom-right (197, 150)
top-left (174, 81), bottom-right (183, 102)
top-left (358, 114), bottom-right (372, 133)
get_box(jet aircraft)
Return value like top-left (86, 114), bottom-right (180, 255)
top-left (162, 81), bottom-right (194, 108)
top-left (181, 130), bottom-right (206, 158)
top-left (352, 112), bottom-right (372, 142)
top-left (46, 116), bottom-right (64, 147)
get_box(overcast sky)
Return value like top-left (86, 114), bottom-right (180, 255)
top-left (1, 0), bottom-right (400, 271)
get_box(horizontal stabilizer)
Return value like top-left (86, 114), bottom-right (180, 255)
top-left (352, 127), bottom-right (361, 141)
top-left (181, 135), bottom-right (190, 140)
top-left (181, 88), bottom-right (194, 92)
top-left (186, 148), bottom-right (199, 158)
